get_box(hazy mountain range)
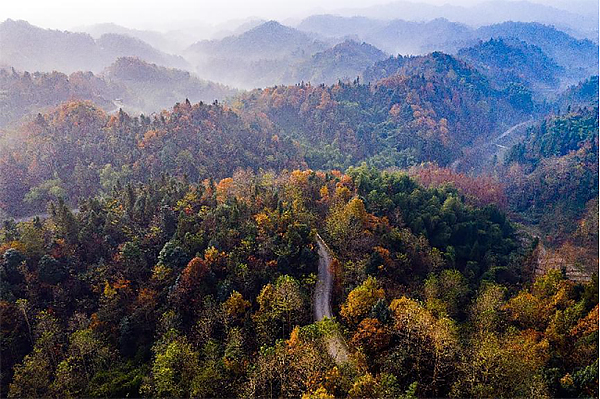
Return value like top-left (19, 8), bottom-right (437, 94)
top-left (1, 2), bottom-right (597, 99)
top-left (74, 22), bottom-right (188, 53)
top-left (334, 0), bottom-right (598, 38)
top-left (184, 21), bottom-right (387, 88)
top-left (0, 19), bottom-right (189, 74)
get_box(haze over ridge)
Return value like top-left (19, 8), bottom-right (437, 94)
top-left (1, 0), bottom-right (597, 34)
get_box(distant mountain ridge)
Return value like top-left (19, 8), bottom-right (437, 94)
top-left (298, 16), bottom-right (598, 89)
top-left (297, 16), bottom-right (473, 55)
top-left (77, 22), bottom-right (186, 53)
top-left (368, 18), bottom-right (474, 55)
top-left (3, 17), bottom-right (597, 96)
top-left (297, 15), bottom-right (383, 39)
top-left (187, 20), bottom-right (327, 60)
top-left (0, 19), bottom-right (189, 74)
top-left (332, 0), bottom-right (598, 38)
top-left (185, 20), bottom-right (332, 88)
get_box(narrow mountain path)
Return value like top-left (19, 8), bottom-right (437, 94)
top-left (493, 119), bottom-right (534, 143)
top-left (451, 119), bottom-right (535, 172)
top-left (314, 233), bottom-right (350, 364)
top-left (7, 208), bottom-right (80, 224)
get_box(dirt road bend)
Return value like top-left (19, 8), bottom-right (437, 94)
top-left (314, 234), bottom-right (350, 364)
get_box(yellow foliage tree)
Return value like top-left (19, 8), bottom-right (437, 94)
top-left (340, 277), bottom-right (385, 325)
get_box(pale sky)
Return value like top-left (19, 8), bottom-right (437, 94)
top-left (0, 0), bottom-right (573, 32)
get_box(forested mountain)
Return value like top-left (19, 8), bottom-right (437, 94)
top-left (402, 103), bottom-right (599, 277)
top-left (556, 75), bottom-right (599, 111)
top-left (476, 22), bottom-right (598, 77)
top-left (185, 21), bottom-right (329, 88)
top-left (457, 38), bottom-right (564, 91)
top-left (500, 106), bottom-right (599, 281)
top-left (103, 57), bottom-right (238, 114)
top-left (0, 20), bottom-right (189, 74)
top-left (361, 51), bottom-right (537, 112)
top-left (286, 40), bottom-right (388, 85)
top-left (363, 51), bottom-right (490, 85)
top-left (0, 100), bottom-right (302, 217)
top-left (235, 58), bottom-right (527, 164)
top-left (0, 68), bottom-right (119, 128)
top-left (0, 59), bottom-right (236, 128)
top-left (0, 57), bottom-right (529, 217)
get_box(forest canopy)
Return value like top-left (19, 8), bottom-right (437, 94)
top-left (0, 13), bottom-right (598, 398)
top-left (1, 168), bottom-right (597, 398)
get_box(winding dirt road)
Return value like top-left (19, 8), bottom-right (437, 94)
top-left (493, 119), bottom-right (534, 143)
top-left (314, 234), bottom-right (350, 364)
top-left (451, 119), bottom-right (535, 172)
top-left (7, 208), bottom-right (80, 224)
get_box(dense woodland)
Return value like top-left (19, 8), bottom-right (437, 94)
top-left (504, 107), bottom-right (598, 241)
top-left (0, 52), bottom-right (533, 219)
top-left (0, 9), bottom-right (598, 399)
top-left (1, 168), bottom-right (597, 398)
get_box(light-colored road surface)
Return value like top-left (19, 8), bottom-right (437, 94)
top-left (451, 119), bottom-right (535, 172)
top-left (314, 234), bottom-right (350, 364)
top-left (7, 208), bottom-right (80, 224)
top-left (493, 119), bottom-right (534, 143)
top-left (11, 213), bottom-right (53, 223)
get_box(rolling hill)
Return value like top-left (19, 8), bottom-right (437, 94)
top-left (457, 38), bottom-right (564, 91)
top-left (476, 22), bottom-right (598, 78)
top-left (0, 58), bottom-right (236, 128)
top-left (286, 40), bottom-right (388, 84)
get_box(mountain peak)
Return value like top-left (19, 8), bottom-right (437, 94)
top-left (262, 20), bottom-right (284, 28)
top-left (1, 18), bottom-right (30, 27)
top-left (246, 20), bottom-right (295, 36)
